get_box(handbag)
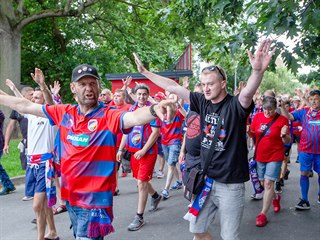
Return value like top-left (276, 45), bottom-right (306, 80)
top-left (184, 105), bottom-right (227, 201)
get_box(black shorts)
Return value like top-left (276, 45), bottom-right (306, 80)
top-left (292, 134), bottom-right (300, 144)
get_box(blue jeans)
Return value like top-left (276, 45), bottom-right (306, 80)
top-left (162, 144), bottom-right (180, 166)
top-left (0, 151), bottom-right (15, 190)
top-left (189, 181), bottom-right (245, 240)
top-left (66, 201), bottom-right (104, 240)
top-left (256, 161), bottom-right (282, 181)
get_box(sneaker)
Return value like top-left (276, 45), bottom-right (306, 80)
top-left (275, 182), bottom-right (282, 193)
top-left (31, 218), bottom-right (37, 224)
top-left (170, 181), bottom-right (183, 190)
top-left (128, 215), bottom-right (145, 231)
top-left (157, 170), bottom-right (164, 179)
top-left (317, 196), bottom-right (320, 204)
top-left (250, 191), bottom-right (264, 200)
top-left (121, 172), bottom-right (128, 177)
top-left (0, 186), bottom-right (16, 196)
top-left (149, 194), bottom-right (162, 212)
top-left (114, 189), bottom-right (120, 196)
top-left (161, 189), bottom-right (170, 199)
top-left (295, 199), bottom-right (311, 210)
top-left (279, 178), bottom-right (284, 187)
top-left (295, 157), bottom-right (299, 163)
top-left (284, 169), bottom-right (290, 180)
top-left (256, 213), bottom-right (268, 227)
top-left (22, 196), bottom-right (34, 201)
top-left (273, 194), bottom-right (281, 213)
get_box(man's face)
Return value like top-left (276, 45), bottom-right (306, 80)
top-left (309, 94), bottom-right (320, 111)
top-left (113, 91), bottom-right (125, 106)
top-left (292, 100), bottom-right (300, 108)
top-left (100, 89), bottom-right (112, 103)
top-left (31, 90), bottom-right (45, 104)
top-left (136, 89), bottom-right (149, 106)
top-left (70, 76), bottom-right (100, 106)
top-left (24, 90), bottom-right (34, 101)
top-left (201, 72), bottom-right (226, 101)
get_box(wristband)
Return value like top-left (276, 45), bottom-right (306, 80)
top-left (118, 149), bottom-right (123, 152)
top-left (149, 104), bottom-right (158, 118)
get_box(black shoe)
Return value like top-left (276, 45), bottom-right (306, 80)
top-left (309, 171), bottom-right (313, 178)
top-left (275, 182), bottom-right (282, 193)
top-left (284, 169), bottom-right (290, 180)
top-left (114, 189), bottom-right (120, 196)
top-left (279, 178), bottom-right (284, 187)
top-left (295, 157), bottom-right (299, 163)
top-left (295, 199), bottom-right (310, 210)
top-left (31, 218), bottom-right (37, 224)
top-left (0, 186), bottom-right (16, 196)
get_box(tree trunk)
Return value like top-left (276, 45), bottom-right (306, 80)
top-left (0, 24), bottom-right (22, 129)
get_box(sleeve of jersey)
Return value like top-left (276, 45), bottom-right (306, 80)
top-left (150, 118), bottom-right (161, 128)
top-left (42, 104), bottom-right (65, 126)
top-left (291, 109), bottom-right (303, 121)
top-left (107, 108), bottom-right (132, 135)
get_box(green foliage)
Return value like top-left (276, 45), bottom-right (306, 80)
top-left (1, 139), bottom-right (25, 178)
top-left (260, 67), bottom-right (303, 96)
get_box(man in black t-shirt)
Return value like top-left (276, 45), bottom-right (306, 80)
top-left (133, 39), bottom-right (276, 240)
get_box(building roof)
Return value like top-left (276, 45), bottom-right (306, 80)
top-left (105, 70), bottom-right (193, 81)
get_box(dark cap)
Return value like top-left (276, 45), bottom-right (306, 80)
top-left (71, 64), bottom-right (100, 82)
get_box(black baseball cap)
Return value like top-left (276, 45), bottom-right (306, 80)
top-left (71, 64), bottom-right (100, 82)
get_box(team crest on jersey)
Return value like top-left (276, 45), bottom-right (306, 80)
top-left (88, 119), bottom-right (98, 132)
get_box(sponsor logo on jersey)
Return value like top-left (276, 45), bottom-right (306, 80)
top-left (67, 134), bottom-right (90, 147)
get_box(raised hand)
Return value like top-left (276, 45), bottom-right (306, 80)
top-left (122, 76), bottom-right (133, 89)
top-left (30, 68), bottom-right (45, 86)
top-left (154, 98), bottom-right (178, 122)
top-left (133, 53), bottom-right (147, 73)
top-left (247, 39), bottom-right (276, 74)
top-left (5, 79), bottom-right (17, 91)
top-left (182, 76), bottom-right (190, 89)
top-left (50, 81), bottom-right (61, 96)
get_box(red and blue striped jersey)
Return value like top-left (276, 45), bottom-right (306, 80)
top-left (160, 110), bottom-right (185, 146)
top-left (292, 107), bottom-right (320, 154)
top-left (42, 102), bottom-right (129, 209)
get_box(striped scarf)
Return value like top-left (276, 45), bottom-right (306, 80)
top-left (184, 177), bottom-right (213, 223)
top-left (88, 208), bottom-right (114, 238)
top-left (27, 152), bottom-right (57, 208)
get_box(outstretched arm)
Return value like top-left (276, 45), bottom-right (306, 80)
top-left (239, 39), bottom-right (276, 108)
top-left (133, 53), bottom-right (190, 103)
top-left (0, 94), bottom-right (46, 118)
top-left (122, 99), bottom-right (177, 129)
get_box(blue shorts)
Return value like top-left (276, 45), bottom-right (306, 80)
top-left (256, 161), bottom-right (282, 181)
top-left (158, 142), bottom-right (164, 156)
top-left (299, 152), bottom-right (320, 173)
top-left (66, 201), bottom-right (103, 240)
top-left (162, 144), bottom-right (180, 166)
top-left (27, 163), bottom-right (46, 193)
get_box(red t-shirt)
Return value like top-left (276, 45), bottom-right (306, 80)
top-left (250, 113), bottom-right (289, 162)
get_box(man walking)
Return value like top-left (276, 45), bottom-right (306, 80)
top-left (133, 39), bottom-right (275, 240)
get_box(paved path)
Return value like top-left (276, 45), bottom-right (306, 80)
top-left (0, 145), bottom-right (319, 240)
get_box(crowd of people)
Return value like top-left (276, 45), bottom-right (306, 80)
top-left (0, 39), bottom-right (319, 240)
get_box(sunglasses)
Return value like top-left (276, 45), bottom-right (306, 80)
top-left (310, 90), bottom-right (320, 96)
top-left (202, 65), bottom-right (226, 80)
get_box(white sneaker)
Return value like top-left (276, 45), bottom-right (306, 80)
top-left (250, 191), bottom-right (264, 200)
top-left (22, 196), bottom-right (34, 201)
top-left (157, 170), bottom-right (165, 179)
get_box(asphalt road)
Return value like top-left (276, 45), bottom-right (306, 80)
top-left (0, 145), bottom-right (319, 240)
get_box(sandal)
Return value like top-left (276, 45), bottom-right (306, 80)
top-left (53, 205), bottom-right (67, 215)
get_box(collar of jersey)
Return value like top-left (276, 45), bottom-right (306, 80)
top-left (77, 101), bottom-right (104, 117)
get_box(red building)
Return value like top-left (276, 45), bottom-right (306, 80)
top-left (106, 70), bottom-right (193, 96)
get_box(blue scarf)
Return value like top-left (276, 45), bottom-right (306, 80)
top-left (88, 208), bottom-right (114, 238)
top-left (184, 177), bottom-right (213, 223)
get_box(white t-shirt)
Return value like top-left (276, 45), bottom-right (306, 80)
top-left (25, 114), bottom-right (58, 155)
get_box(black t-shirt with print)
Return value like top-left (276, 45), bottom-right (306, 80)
top-left (10, 110), bottom-right (28, 139)
top-left (190, 92), bottom-right (254, 183)
top-left (185, 111), bottom-right (201, 157)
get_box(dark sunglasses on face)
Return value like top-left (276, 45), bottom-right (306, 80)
top-left (202, 65), bottom-right (226, 80)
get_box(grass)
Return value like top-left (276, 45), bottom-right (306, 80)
top-left (1, 139), bottom-right (26, 178)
